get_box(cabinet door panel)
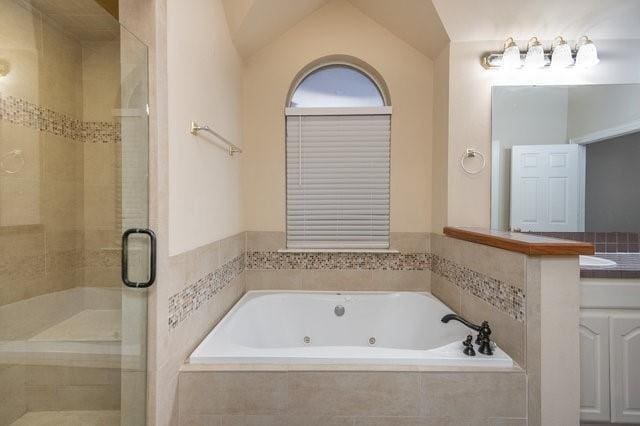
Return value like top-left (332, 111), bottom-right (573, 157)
top-left (580, 313), bottom-right (611, 422)
top-left (611, 313), bottom-right (640, 423)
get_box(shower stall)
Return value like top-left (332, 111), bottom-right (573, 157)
top-left (0, 0), bottom-right (151, 424)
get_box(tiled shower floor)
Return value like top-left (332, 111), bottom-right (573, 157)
top-left (11, 411), bottom-right (120, 426)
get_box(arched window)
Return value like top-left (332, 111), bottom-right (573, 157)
top-left (289, 65), bottom-right (386, 107)
top-left (285, 62), bottom-right (392, 250)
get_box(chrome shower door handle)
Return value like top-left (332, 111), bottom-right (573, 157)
top-left (121, 228), bottom-right (157, 288)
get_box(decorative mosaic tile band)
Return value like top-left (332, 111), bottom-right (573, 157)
top-left (83, 121), bottom-right (122, 144)
top-left (246, 251), bottom-right (431, 271)
top-left (168, 254), bottom-right (245, 329)
top-left (245, 250), bottom-right (524, 322)
top-left (431, 254), bottom-right (525, 322)
top-left (0, 94), bottom-right (121, 144)
top-left (167, 249), bottom-right (524, 327)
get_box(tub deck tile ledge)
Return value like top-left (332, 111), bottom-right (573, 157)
top-left (179, 362), bottom-right (524, 373)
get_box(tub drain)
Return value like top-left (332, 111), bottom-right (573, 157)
top-left (303, 336), bottom-right (311, 344)
top-left (368, 337), bottom-right (376, 345)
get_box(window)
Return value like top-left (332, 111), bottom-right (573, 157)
top-left (285, 63), bottom-right (391, 249)
top-left (289, 65), bottom-right (385, 108)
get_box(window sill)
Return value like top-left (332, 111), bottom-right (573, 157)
top-left (277, 248), bottom-right (400, 254)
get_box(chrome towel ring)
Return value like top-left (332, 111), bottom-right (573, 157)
top-left (460, 147), bottom-right (486, 175)
top-left (1, 149), bottom-right (25, 174)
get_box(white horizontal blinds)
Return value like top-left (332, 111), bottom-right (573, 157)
top-left (286, 112), bottom-right (391, 249)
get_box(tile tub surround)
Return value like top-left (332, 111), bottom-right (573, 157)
top-left (245, 232), bottom-right (431, 293)
top-left (172, 229), bottom-right (577, 425)
top-left (245, 232), bottom-right (523, 322)
top-left (167, 232), bottom-right (247, 331)
top-left (439, 228), bottom-right (582, 425)
top-left (430, 234), bottom-right (527, 367)
top-left (168, 254), bottom-right (245, 329)
top-left (177, 369), bottom-right (527, 425)
top-left (160, 233), bottom-right (247, 426)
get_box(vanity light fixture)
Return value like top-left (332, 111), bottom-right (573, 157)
top-left (482, 36), bottom-right (599, 70)
top-left (575, 36), bottom-right (599, 68)
top-left (551, 36), bottom-right (574, 68)
top-left (524, 37), bottom-right (545, 68)
top-left (501, 37), bottom-right (523, 69)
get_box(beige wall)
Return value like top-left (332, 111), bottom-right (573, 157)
top-left (567, 84), bottom-right (640, 140)
top-left (167, 0), bottom-right (243, 255)
top-left (144, 0), bottom-right (248, 424)
top-left (241, 0), bottom-right (434, 234)
top-left (431, 46), bottom-right (449, 234)
top-left (445, 39), bottom-right (640, 230)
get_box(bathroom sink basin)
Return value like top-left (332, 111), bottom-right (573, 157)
top-left (579, 255), bottom-right (617, 267)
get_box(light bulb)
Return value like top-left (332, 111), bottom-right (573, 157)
top-left (551, 36), bottom-right (574, 68)
top-left (502, 37), bottom-right (522, 69)
top-left (575, 36), bottom-right (599, 68)
top-left (524, 37), bottom-right (545, 69)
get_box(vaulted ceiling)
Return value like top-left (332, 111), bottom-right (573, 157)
top-left (222, 0), bottom-right (450, 59)
top-left (222, 0), bottom-right (330, 59)
top-left (431, 0), bottom-right (640, 43)
top-left (222, 0), bottom-right (640, 60)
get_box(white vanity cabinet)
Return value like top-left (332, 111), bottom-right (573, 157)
top-left (580, 279), bottom-right (640, 424)
top-left (580, 313), bottom-right (611, 422)
top-left (610, 313), bottom-right (640, 423)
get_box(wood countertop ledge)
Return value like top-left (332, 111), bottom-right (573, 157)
top-left (443, 227), bottom-right (595, 256)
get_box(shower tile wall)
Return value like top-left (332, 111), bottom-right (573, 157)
top-left (0, 2), bottom-right (124, 423)
top-left (1, 4), bottom-right (80, 422)
top-left (81, 39), bottom-right (123, 289)
top-left (0, 2), bottom-right (85, 307)
top-left (0, 7), bottom-right (123, 304)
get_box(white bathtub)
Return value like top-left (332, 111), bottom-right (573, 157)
top-left (189, 291), bottom-right (513, 367)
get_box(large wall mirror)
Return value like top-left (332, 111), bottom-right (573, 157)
top-left (491, 84), bottom-right (640, 237)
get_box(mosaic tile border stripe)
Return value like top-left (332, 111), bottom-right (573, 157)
top-left (168, 254), bottom-right (245, 329)
top-left (245, 250), bottom-right (524, 322)
top-left (246, 251), bottom-right (430, 271)
top-left (431, 254), bottom-right (525, 322)
top-left (167, 246), bottom-right (524, 327)
top-left (0, 94), bottom-right (121, 144)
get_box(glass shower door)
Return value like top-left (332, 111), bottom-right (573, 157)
top-left (0, 1), bottom-right (150, 425)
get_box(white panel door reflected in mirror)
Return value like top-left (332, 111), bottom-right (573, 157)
top-left (491, 84), bottom-right (640, 234)
top-left (510, 144), bottom-right (582, 232)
